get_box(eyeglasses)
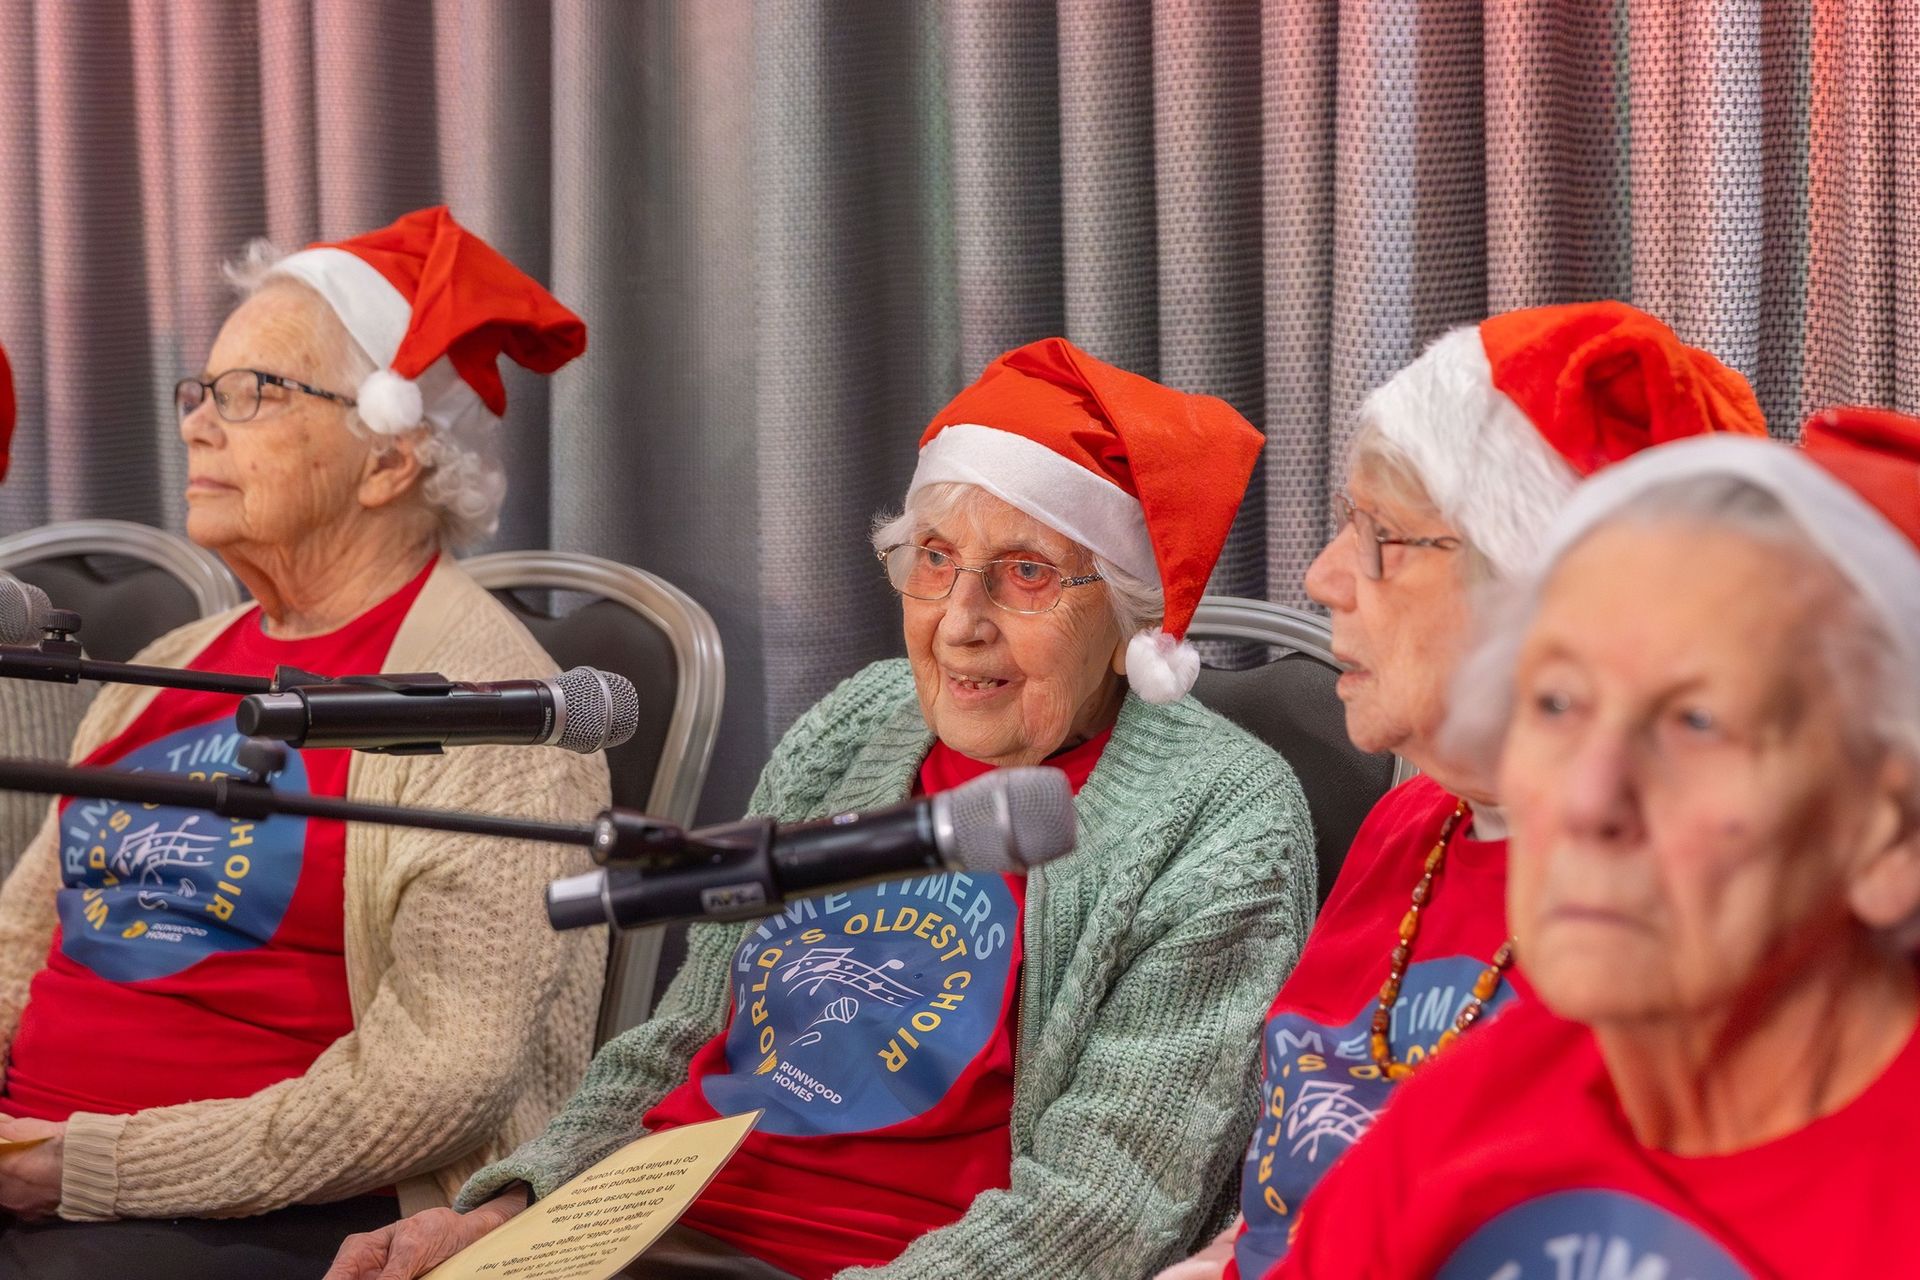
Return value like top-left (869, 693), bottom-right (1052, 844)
top-left (1334, 491), bottom-right (1462, 581)
top-left (175, 369), bottom-right (357, 425)
top-left (879, 544), bottom-right (1104, 615)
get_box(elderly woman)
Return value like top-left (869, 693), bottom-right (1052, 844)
top-left (1156, 301), bottom-right (1767, 1280)
top-left (0, 207), bottom-right (608, 1276)
top-left (1267, 411), bottom-right (1920, 1278)
top-left (328, 337), bottom-right (1314, 1280)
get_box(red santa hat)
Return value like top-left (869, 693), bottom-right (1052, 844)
top-left (0, 341), bottom-right (12, 483)
top-left (1361, 300), bottom-right (1768, 576)
top-left (909, 337), bottom-right (1265, 704)
top-left (1799, 405), bottom-right (1920, 547)
top-left (267, 206), bottom-right (586, 438)
top-left (1542, 420), bottom-right (1920, 678)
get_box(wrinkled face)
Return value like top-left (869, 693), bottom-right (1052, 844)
top-left (180, 286), bottom-right (375, 556)
top-left (902, 491), bottom-right (1126, 768)
top-left (1502, 523), bottom-right (1892, 1027)
top-left (1305, 466), bottom-right (1474, 762)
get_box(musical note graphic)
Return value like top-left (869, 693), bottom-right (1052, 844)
top-left (778, 947), bottom-right (922, 1007)
top-left (106, 815), bottom-right (223, 912)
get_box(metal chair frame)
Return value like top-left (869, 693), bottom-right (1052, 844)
top-left (1189, 594), bottom-right (1418, 787)
top-left (0, 519), bottom-right (244, 616)
top-left (460, 549), bottom-right (726, 1038)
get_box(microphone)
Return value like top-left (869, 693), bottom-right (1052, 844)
top-left (546, 765), bottom-right (1078, 931)
top-left (0, 575), bottom-right (53, 644)
top-left (235, 666), bottom-right (641, 755)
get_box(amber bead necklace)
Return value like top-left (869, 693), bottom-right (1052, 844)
top-left (1368, 798), bottom-right (1517, 1081)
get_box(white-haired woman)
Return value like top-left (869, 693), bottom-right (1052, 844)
top-left (1267, 412), bottom-right (1920, 1278)
top-left (328, 337), bottom-right (1314, 1280)
top-left (1159, 301), bottom-right (1768, 1280)
top-left (0, 207), bottom-right (608, 1278)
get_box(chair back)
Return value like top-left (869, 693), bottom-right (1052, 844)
top-left (0, 520), bottom-right (243, 875)
top-left (1188, 596), bottom-right (1412, 905)
top-left (460, 550), bottom-right (724, 1040)
top-left (0, 519), bottom-right (243, 661)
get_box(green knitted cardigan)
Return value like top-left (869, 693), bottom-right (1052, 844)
top-left (459, 659), bottom-right (1314, 1279)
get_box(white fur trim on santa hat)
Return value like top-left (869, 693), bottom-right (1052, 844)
top-left (909, 424), bottom-right (1158, 581)
top-left (1126, 629), bottom-right (1200, 703)
top-left (356, 368), bottom-right (425, 434)
top-left (1362, 326), bottom-right (1579, 578)
top-left (1543, 434), bottom-right (1920, 672)
top-left (269, 245), bottom-right (496, 442)
top-left (270, 247), bottom-right (410, 367)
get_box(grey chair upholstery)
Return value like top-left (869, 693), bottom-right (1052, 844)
top-left (1188, 595), bottom-right (1413, 906)
top-left (0, 521), bottom-right (243, 877)
top-left (461, 550), bottom-right (724, 1042)
top-left (0, 519), bottom-right (243, 661)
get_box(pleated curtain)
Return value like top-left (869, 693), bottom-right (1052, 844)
top-left (0, 0), bottom-right (1912, 818)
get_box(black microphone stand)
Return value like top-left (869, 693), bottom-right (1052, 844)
top-left (0, 608), bottom-right (338, 696)
top-left (0, 641), bottom-right (282, 695)
top-left (0, 747), bottom-right (597, 847)
top-left (0, 748), bottom-right (774, 933)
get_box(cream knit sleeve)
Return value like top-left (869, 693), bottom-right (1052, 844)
top-left (58, 737), bottom-right (609, 1220)
top-left (0, 617), bottom-right (235, 1065)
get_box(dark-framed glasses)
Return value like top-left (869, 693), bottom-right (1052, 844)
top-left (1334, 490), bottom-right (1462, 581)
top-left (174, 368), bottom-right (358, 425)
top-left (879, 544), bottom-right (1103, 615)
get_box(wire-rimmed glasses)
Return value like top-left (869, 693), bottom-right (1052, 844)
top-left (1334, 491), bottom-right (1462, 581)
top-left (879, 544), bottom-right (1103, 615)
top-left (175, 369), bottom-right (358, 425)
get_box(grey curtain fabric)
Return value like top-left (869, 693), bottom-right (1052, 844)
top-left (0, 0), bottom-right (1911, 819)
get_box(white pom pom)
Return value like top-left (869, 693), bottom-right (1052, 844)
top-left (1126, 629), bottom-right (1200, 704)
top-left (356, 369), bottom-right (424, 434)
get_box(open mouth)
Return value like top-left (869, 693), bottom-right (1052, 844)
top-left (945, 670), bottom-right (1011, 694)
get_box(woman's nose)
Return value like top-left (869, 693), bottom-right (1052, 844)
top-left (1305, 526), bottom-right (1356, 611)
top-left (1558, 727), bottom-right (1644, 848)
top-left (178, 397), bottom-right (224, 446)
top-left (936, 571), bottom-right (998, 645)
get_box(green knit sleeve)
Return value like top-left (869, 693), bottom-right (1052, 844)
top-left (456, 661), bottom-right (920, 1210)
top-left (837, 743), bottom-right (1315, 1280)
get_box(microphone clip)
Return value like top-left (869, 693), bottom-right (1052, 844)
top-left (39, 609), bottom-right (81, 645)
top-left (552, 813), bottom-right (780, 931)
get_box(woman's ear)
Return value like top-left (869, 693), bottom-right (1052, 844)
top-left (1110, 633), bottom-right (1130, 677)
top-left (1847, 758), bottom-right (1920, 931)
top-left (358, 432), bottom-right (427, 510)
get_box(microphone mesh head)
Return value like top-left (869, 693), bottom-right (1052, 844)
top-left (942, 766), bottom-right (1077, 874)
top-left (0, 578), bottom-right (48, 645)
top-left (554, 666), bottom-right (642, 753)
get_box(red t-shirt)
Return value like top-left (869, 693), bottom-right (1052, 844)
top-left (643, 729), bottom-right (1110, 1280)
top-left (1229, 777), bottom-right (1524, 1279)
top-left (1267, 992), bottom-right (1920, 1279)
top-left (2, 559), bottom-right (433, 1121)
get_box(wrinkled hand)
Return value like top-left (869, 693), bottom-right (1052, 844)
top-left (322, 1188), bottom-right (528, 1280)
top-left (0, 1114), bottom-right (65, 1219)
top-left (1152, 1216), bottom-right (1239, 1280)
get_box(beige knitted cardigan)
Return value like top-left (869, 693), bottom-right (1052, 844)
top-left (0, 558), bottom-right (609, 1221)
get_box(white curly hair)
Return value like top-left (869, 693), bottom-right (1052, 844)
top-left (223, 240), bottom-right (507, 550)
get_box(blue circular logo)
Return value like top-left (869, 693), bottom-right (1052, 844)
top-left (1237, 954), bottom-right (1521, 1275)
top-left (1438, 1190), bottom-right (1752, 1279)
top-left (703, 871), bottom-right (1018, 1136)
top-left (57, 723), bottom-right (310, 982)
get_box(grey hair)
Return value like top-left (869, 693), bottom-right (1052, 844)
top-left (224, 240), bottom-right (505, 550)
top-left (1446, 474), bottom-right (1920, 942)
top-left (869, 481), bottom-right (1164, 638)
top-left (1346, 416), bottom-right (1498, 583)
